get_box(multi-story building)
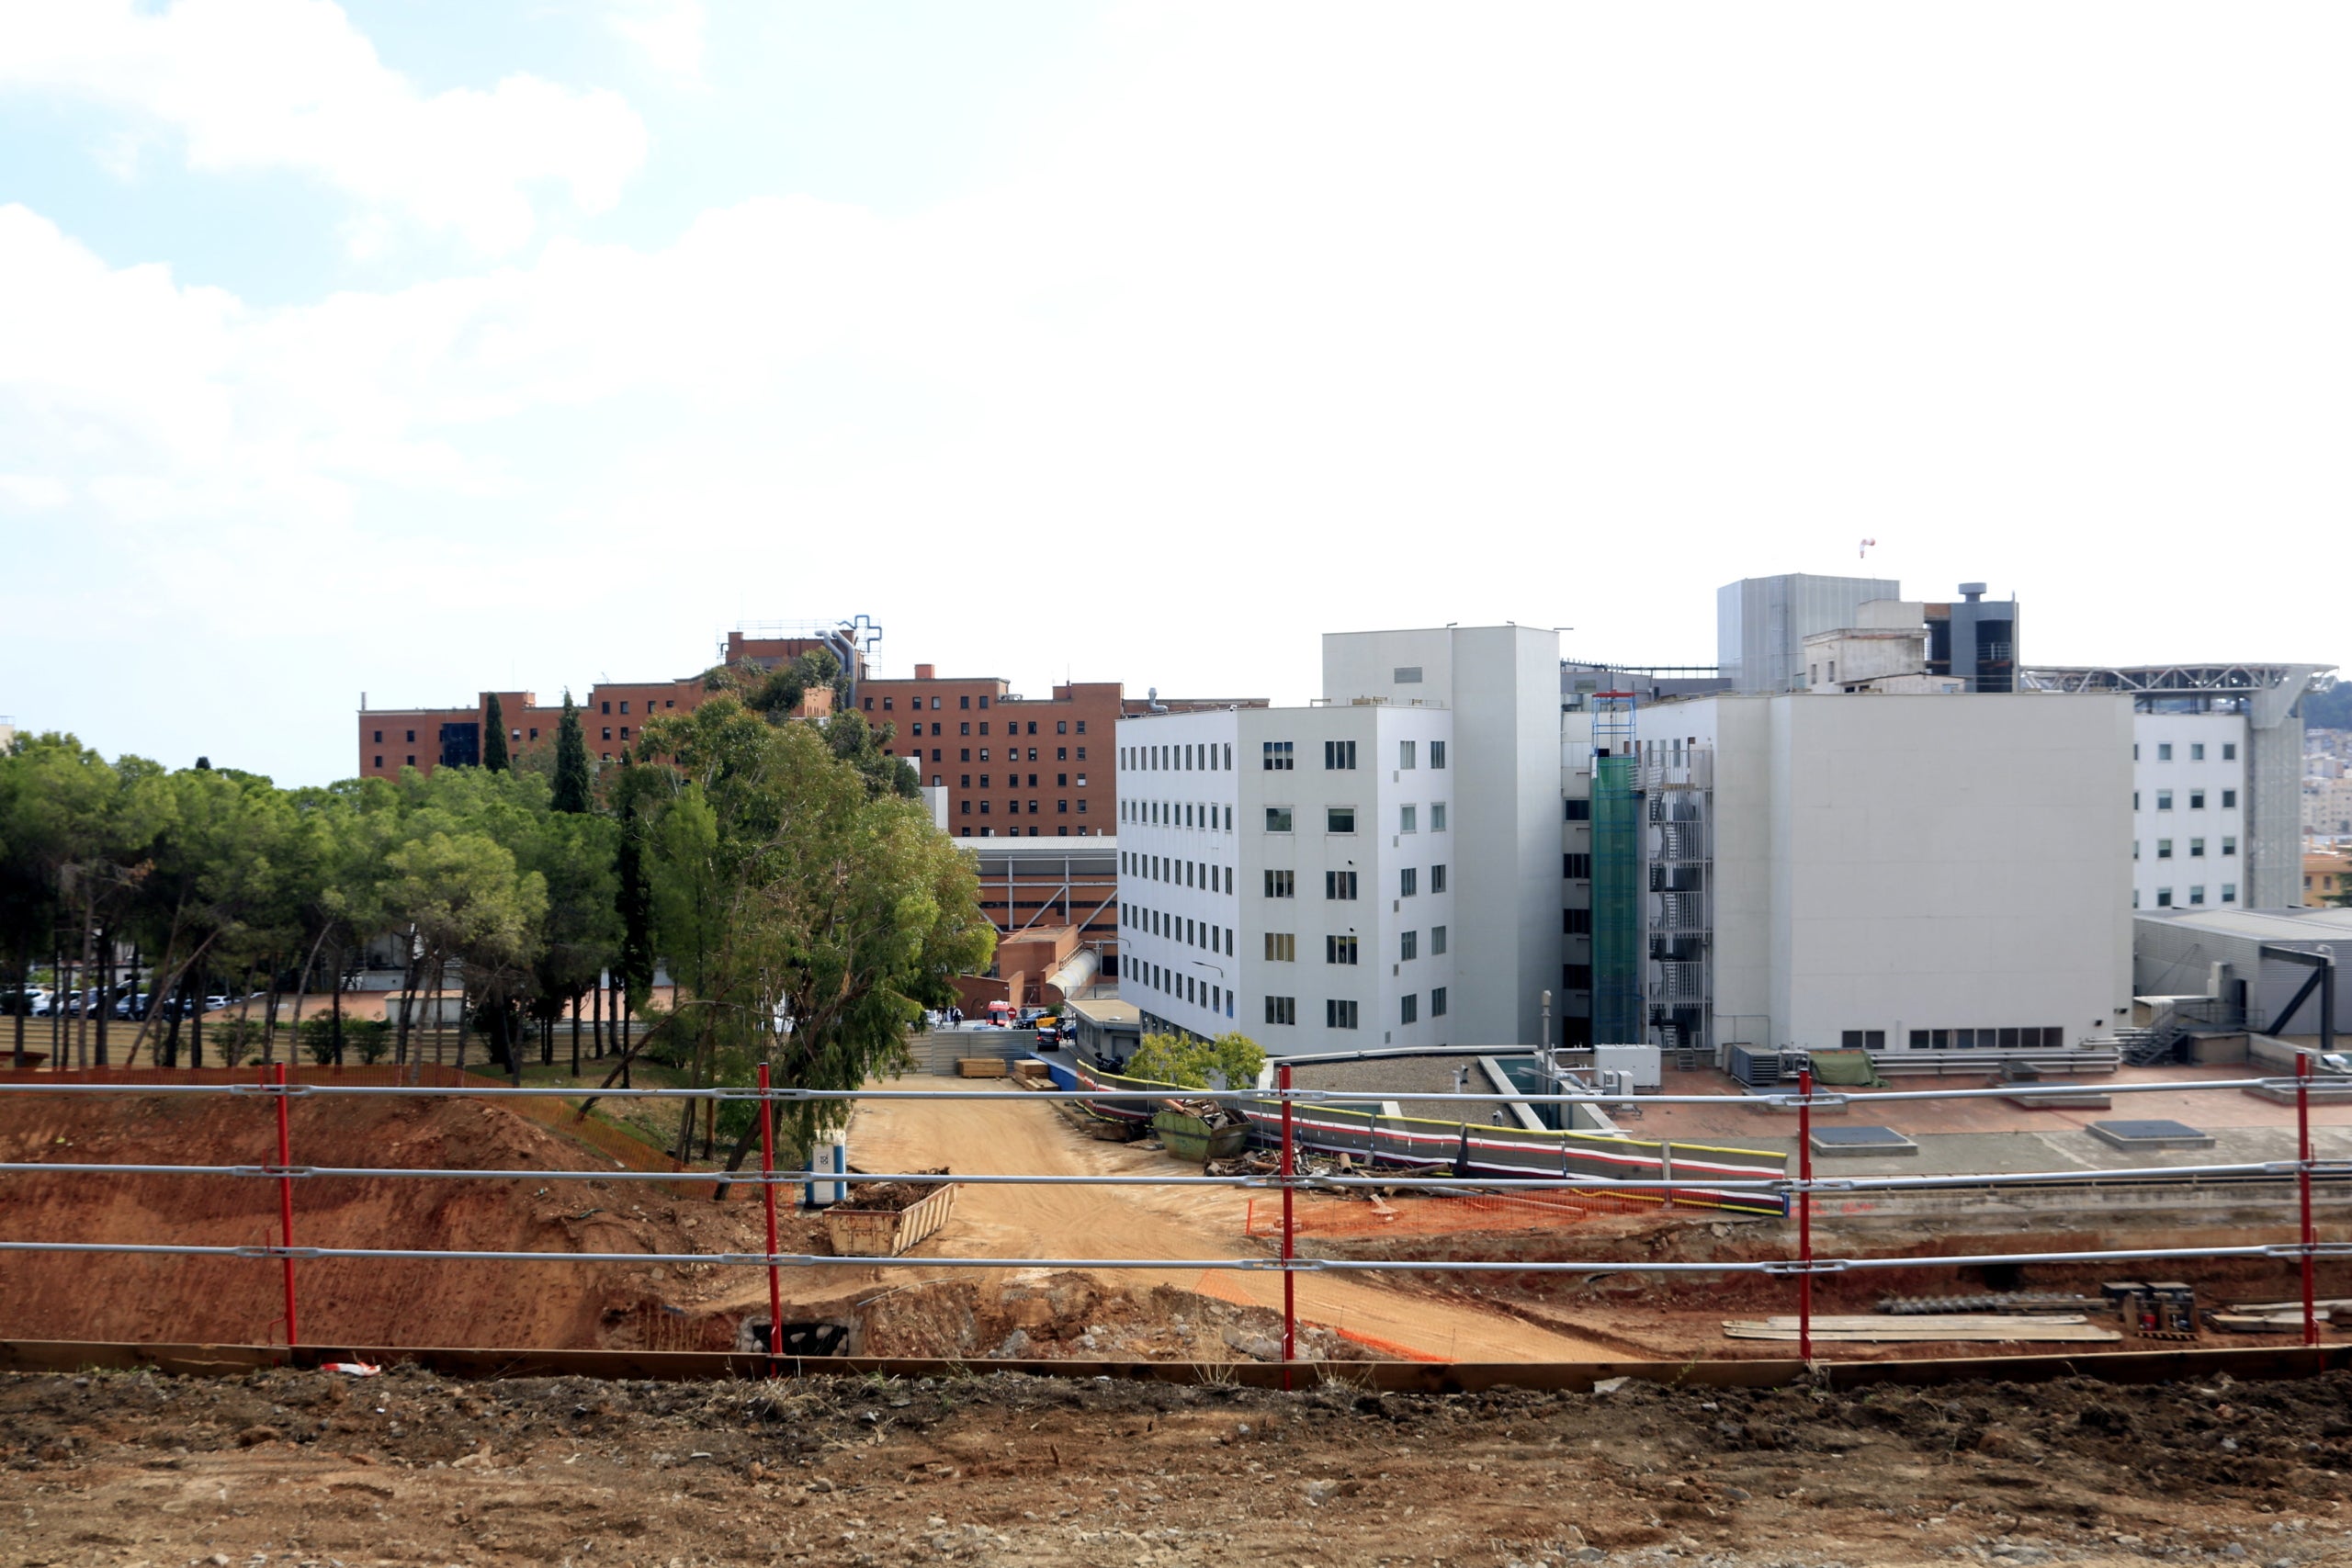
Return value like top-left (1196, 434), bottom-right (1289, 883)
top-left (1719, 574), bottom-right (2021, 694)
top-left (2016, 663), bottom-right (2335, 911)
top-left (1115, 625), bottom-right (1557, 1054)
top-left (1561, 689), bottom-right (2136, 1055)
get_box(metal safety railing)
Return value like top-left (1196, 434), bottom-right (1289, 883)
top-left (0, 1058), bottom-right (2346, 1381)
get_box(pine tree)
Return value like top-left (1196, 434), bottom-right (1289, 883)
top-left (482, 694), bottom-right (510, 772)
top-left (551, 692), bottom-right (592, 813)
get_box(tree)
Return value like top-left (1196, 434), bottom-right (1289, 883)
top-left (380, 828), bottom-right (546, 1076)
top-left (614, 695), bottom-right (993, 1168)
top-left (483, 694), bottom-right (510, 773)
top-left (1125, 1032), bottom-right (1265, 1091)
top-left (550, 691), bottom-right (593, 814)
top-left (821, 710), bottom-right (921, 800)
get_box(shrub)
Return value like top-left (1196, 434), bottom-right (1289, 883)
top-left (211, 1017), bottom-right (259, 1068)
top-left (1124, 1031), bottom-right (1266, 1091)
top-left (345, 1017), bottom-right (391, 1065)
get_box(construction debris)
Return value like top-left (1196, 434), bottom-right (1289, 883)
top-left (1724, 1314), bottom-right (2121, 1344)
top-left (1876, 1292), bottom-right (2106, 1316)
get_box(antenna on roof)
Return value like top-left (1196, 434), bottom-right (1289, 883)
top-left (1860, 537), bottom-right (1878, 558)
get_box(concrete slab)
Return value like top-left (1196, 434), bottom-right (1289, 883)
top-left (2086, 1119), bottom-right (2217, 1151)
top-left (1808, 1125), bottom-right (1917, 1159)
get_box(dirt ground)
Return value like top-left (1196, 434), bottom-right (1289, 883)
top-left (9, 1363), bottom-right (2352, 1567)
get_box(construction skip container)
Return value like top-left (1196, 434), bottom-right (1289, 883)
top-left (822, 1182), bottom-right (957, 1258)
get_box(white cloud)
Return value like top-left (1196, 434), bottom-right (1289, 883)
top-left (0, 473), bottom-right (70, 509)
top-left (608, 0), bottom-right (707, 85)
top-left (0, 0), bottom-right (647, 253)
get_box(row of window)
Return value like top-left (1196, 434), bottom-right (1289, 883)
top-left (1127, 741), bottom-right (1234, 772)
top-left (1123, 902), bottom-right (1235, 956)
top-left (1259, 739), bottom-right (1447, 773)
top-left (1261, 991), bottom-right (1446, 1029)
top-left (2141, 741), bottom-right (2236, 761)
top-left (2138, 789), bottom-right (2236, 810)
top-left (898, 724), bottom-right (1088, 747)
top-left (1125, 799), bottom-right (1232, 829)
top-left (1260, 926), bottom-right (1446, 963)
top-left (1257, 865), bottom-right (1447, 897)
top-left (916, 743), bottom-right (1082, 761)
top-left (956, 773), bottom-right (1083, 789)
top-left (1131, 962), bottom-right (1233, 1019)
top-left (2142, 837), bottom-right (2235, 859)
top-left (956, 826), bottom-right (1077, 837)
top-left (1888, 1026), bottom-right (2064, 1049)
top-left (1125, 852), bottom-right (1235, 894)
top-left (865, 692), bottom-right (1088, 727)
top-left (2142, 885), bottom-right (2237, 908)
top-left (600, 698), bottom-right (678, 716)
top-left (959, 799), bottom-right (1080, 817)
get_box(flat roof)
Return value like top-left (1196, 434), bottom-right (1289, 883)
top-left (2135, 906), bottom-right (2352, 943)
top-left (1065, 997), bottom-right (1140, 1026)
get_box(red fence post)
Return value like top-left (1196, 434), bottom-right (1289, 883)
top-left (1279, 1061), bottom-right (1296, 1388)
top-left (759, 1063), bottom-right (782, 1373)
top-left (271, 1063), bottom-right (298, 1349)
top-left (2300, 1052), bottom-right (2318, 1348)
top-left (1796, 1065), bottom-right (1814, 1365)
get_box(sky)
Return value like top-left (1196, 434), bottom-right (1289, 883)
top-left (1, 2), bottom-right (2346, 785)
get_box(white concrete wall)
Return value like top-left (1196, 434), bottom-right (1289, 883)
top-left (2131, 712), bottom-right (2249, 913)
top-left (1669, 692), bottom-right (2134, 1050)
top-left (1113, 711), bottom-right (1244, 1043)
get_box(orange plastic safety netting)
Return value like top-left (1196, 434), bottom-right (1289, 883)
top-left (1242, 1185), bottom-right (1670, 1240)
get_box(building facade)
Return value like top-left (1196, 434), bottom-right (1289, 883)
top-left (1562, 691), bottom-right (2136, 1055)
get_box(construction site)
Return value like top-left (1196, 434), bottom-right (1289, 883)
top-left (6, 1036), bottom-right (2352, 1565)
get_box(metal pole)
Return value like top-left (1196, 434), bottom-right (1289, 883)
top-left (2300, 1051), bottom-right (2317, 1348)
top-left (1797, 1065), bottom-right (1814, 1365)
top-left (272, 1063), bottom-right (298, 1348)
top-left (759, 1062), bottom-right (782, 1373)
top-left (1279, 1060), bottom-right (1296, 1385)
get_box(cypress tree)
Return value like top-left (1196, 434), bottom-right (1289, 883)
top-left (482, 693), bottom-right (510, 772)
top-left (551, 692), bottom-right (592, 813)
top-left (616, 787), bottom-right (655, 1011)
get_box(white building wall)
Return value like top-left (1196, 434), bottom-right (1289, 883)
top-left (1322, 625), bottom-right (1557, 1045)
top-left (1668, 693), bottom-right (2133, 1051)
top-left (1117, 704), bottom-right (1456, 1055)
top-left (2131, 712), bottom-right (2249, 913)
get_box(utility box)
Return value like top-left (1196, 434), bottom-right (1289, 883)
top-left (1594, 1043), bottom-right (1662, 1091)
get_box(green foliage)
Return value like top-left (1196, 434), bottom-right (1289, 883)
top-left (213, 1016), bottom-right (260, 1068)
top-left (1125, 1031), bottom-right (1266, 1091)
top-left (482, 694), bottom-right (510, 773)
top-left (551, 691), bottom-right (593, 814)
top-left (300, 1013), bottom-right (339, 1065)
top-left (345, 1017), bottom-right (391, 1065)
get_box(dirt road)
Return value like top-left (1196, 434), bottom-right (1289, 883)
top-left (826, 1084), bottom-right (1623, 1362)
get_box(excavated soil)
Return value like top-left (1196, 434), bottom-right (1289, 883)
top-left (8, 1364), bottom-right (2352, 1565)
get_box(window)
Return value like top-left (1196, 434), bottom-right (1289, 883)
top-left (2157, 791), bottom-right (2174, 810)
top-left (1431, 802), bottom-right (1447, 831)
top-left (1078, 721), bottom-right (1087, 734)
top-left (1057, 799), bottom-right (1069, 814)
top-left (1400, 930), bottom-right (1417, 961)
top-left (2190, 790), bottom-right (2206, 809)
top-left (1401, 993), bottom-right (1419, 1025)
top-left (1400, 804), bottom-right (1418, 833)
top-left (2191, 742), bottom-right (2205, 761)
top-left (2223, 835), bottom-right (2238, 856)
top-left (1265, 932), bottom-right (1295, 962)
top-left (1326, 806), bottom-right (1355, 833)
top-left (1565, 964), bottom-right (1590, 990)
top-left (372, 755), bottom-right (382, 768)
top-left (372, 729), bottom-right (383, 743)
top-left (2223, 742), bottom-right (2237, 761)
top-left (600, 703), bottom-right (610, 716)
top-left (959, 800), bottom-right (971, 816)
top-left (2223, 882), bottom-right (2238, 904)
top-left (2189, 885), bottom-right (2207, 906)
top-left (1564, 852), bottom-right (1591, 878)
top-left (1565, 798), bottom-right (1589, 821)
top-left (1057, 720), bottom-right (1068, 734)
top-left (978, 696), bottom-right (989, 708)
top-left (1324, 739), bottom-right (1357, 770)
top-left (406, 728), bottom-right (417, 742)
top-left (603, 727), bottom-right (613, 740)
top-left (1430, 864), bottom-right (1447, 894)
top-left (1265, 870), bottom-right (1295, 898)
top-left (1430, 987), bottom-right (1447, 1018)
top-left (598, 752), bottom-right (609, 762)
top-left (527, 728), bottom-right (537, 741)
top-left (1430, 924), bottom-right (1446, 955)
top-left (1265, 996), bottom-right (1296, 1026)
top-left (2156, 887), bottom-right (2174, 907)
top-left (1327, 998), bottom-right (1360, 1030)
top-left (2190, 838), bottom-right (2206, 858)
top-left (863, 698), bottom-right (873, 711)
top-left (1395, 666), bottom-right (1423, 684)
top-left (2158, 742), bottom-right (2173, 761)
top-left (2157, 839), bottom-right (2173, 859)
top-left (1266, 807), bottom-right (1293, 833)
top-left (1057, 748), bottom-right (1068, 761)
top-left (1326, 935), bottom-right (1359, 965)
top-left (1839, 1031), bottom-right (1887, 1051)
top-left (1325, 870), bottom-right (1358, 900)
top-left (1564, 908), bottom-right (1591, 934)
top-left (1399, 867), bottom-right (1418, 897)
top-left (1399, 740), bottom-right (1417, 770)
top-left (980, 750), bottom-right (989, 761)
top-left (2222, 789), bottom-right (2237, 808)
top-left (1430, 741), bottom-right (1446, 770)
